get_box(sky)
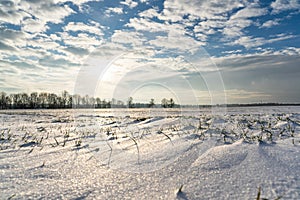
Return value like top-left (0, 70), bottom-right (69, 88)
top-left (0, 0), bottom-right (300, 104)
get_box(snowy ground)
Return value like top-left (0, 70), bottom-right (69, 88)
top-left (1, 107), bottom-right (300, 199)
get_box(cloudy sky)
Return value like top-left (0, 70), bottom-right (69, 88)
top-left (0, 0), bottom-right (300, 104)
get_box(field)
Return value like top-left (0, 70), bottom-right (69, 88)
top-left (1, 107), bottom-right (300, 199)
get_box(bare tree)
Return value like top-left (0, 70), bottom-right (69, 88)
top-left (149, 98), bottom-right (155, 108)
top-left (161, 98), bottom-right (168, 108)
top-left (128, 97), bottom-right (134, 108)
top-left (169, 98), bottom-right (175, 108)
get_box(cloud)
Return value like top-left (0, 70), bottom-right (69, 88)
top-left (209, 50), bottom-right (300, 103)
top-left (160, 0), bottom-right (247, 21)
top-left (194, 20), bottom-right (225, 33)
top-left (231, 6), bottom-right (268, 19)
top-left (19, 1), bottom-right (75, 24)
top-left (60, 32), bottom-right (103, 50)
top-left (105, 7), bottom-right (123, 15)
top-left (0, 56), bottom-right (74, 94)
top-left (21, 18), bottom-right (49, 33)
top-left (138, 8), bottom-right (160, 18)
top-left (53, 0), bottom-right (104, 13)
top-left (141, 1), bottom-right (267, 41)
top-left (120, 0), bottom-right (138, 9)
top-left (0, 59), bottom-right (37, 70)
top-left (111, 30), bottom-right (145, 47)
top-left (230, 36), bottom-right (265, 48)
top-left (224, 89), bottom-right (271, 101)
top-left (63, 21), bottom-right (104, 36)
top-left (130, 0), bottom-right (249, 43)
top-left (0, 1), bottom-right (75, 35)
top-left (126, 17), bottom-right (174, 33)
top-left (274, 47), bottom-right (300, 55)
top-left (0, 26), bottom-right (26, 42)
top-left (148, 34), bottom-right (205, 54)
top-left (228, 34), bottom-right (295, 49)
top-left (222, 49), bottom-right (242, 54)
top-left (212, 48), bottom-right (300, 72)
top-left (271, 0), bottom-right (300, 14)
top-left (24, 34), bottom-right (61, 52)
top-left (54, 0), bottom-right (103, 6)
top-left (1, 61), bottom-right (78, 94)
top-left (0, 41), bottom-right (16, 51)
top-left (63, 46), bottom-right (90, 56)
top-left (261, 19), bottom-right (280, 28)
top-left (130, 1), bottom-right (273, 46)
top-left (38, 55), bottom-right (78, 68)
top-left (223, 18), bottom-right (252, 38)
top-left (0, 1), bottom-right (30, 25)
top-left (0, 0), bottom-right (108, 69)
top-left (126, 16), bottom-right (207, 53)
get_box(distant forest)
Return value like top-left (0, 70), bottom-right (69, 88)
top-left (0, 91), bottom-right (299, 110)
top-left (0, 91), bottom-right (177, 109)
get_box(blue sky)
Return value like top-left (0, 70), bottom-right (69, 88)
top-left (0, 0), bottom-right (300, 104)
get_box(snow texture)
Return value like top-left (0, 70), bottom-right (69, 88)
top-left (0, 107), bottom-right (300, 199)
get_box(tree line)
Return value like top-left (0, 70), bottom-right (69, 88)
top-left (0, 91), bottom-right (177, 109)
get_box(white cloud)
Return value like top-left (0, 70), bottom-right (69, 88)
top-left (194, 32), bottom-right (209, 42)
top-left (223, 3), bottom-right (268, 38)
top-left (148, 34), bottom-right (205, 53)
top-left (223, 18), bottom-right (252, 38)
top-left (0, 1), bottom-right (30, 25)
top-left (60, 32), bottom-right (103, 50)
top-left (212, 48), bottom-right (300, 72)
top-left (54, 0), bottom-right (102, 6)
top-left (121, 0), bottom-right (138, 9)
top-left (49, 33), bottom-right (61, 42)
top-left (26, 35), bottom-right (61, 51)
top-left (261, 19), bottom-right (280, 28)
top-left (111, 30), bottom-right (145, 47)
top-left (0, 0), bottom-right (110, 66)
top-left (0, 41), bottom-right (16, 51)
top-left (0, 26), bottom-right (27, 44)
top-left (271, 0), bottom-right (300, 14)
top-left (0, 1), bottom-right (74, 34)
top-left (229, 34), bottom-right (294, 49)
top-left (126, 16), bottom-right (205, 52)
top-left (127, 18), bottom-right (206, 53)
top-left (231, 6), bottom-right (268, 19)
top-left (230, 36), bottom-right (265, 48)
top-left (19, 1), bottom-right (75, 24)
top-left (53, 0), bottom-right (104, 13)
top-left (21, 18), bottom-right (49, 33)
top-left (130, 1), bottom-right (273, 47)
top-left (63, 21), bottom-right (104, 36)
top-left (105, 7), bottom-right (124, 15)
top-left (222, 49), bottom-right (242, 54)
top-left (160, 0), bottom-right (247, 21)
top-left (127, 17), bottom-right (169, 32)
top-left (137, 0), bottom-right (267, 42)
top-left (274, 47), bottom-right (300, 56)
top-left (269, 33), bottom-right (295, 42)
top-left (1, 59), bottom-right (78, 94)
top-left (194, 19), bottom-right (225, 37)
top-left (1, 25), bottom-right (94, 68)
top-left (138, 8), bottom-right (160, 18)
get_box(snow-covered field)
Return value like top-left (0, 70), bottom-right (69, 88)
top-left (1, 107), bottom-right (300, 199)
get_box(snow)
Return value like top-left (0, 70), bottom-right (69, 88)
top-left (0, 107), bottom-right (300, 199)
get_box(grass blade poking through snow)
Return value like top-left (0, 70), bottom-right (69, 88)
top-left (129, 136), bottom-right (140, 164)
